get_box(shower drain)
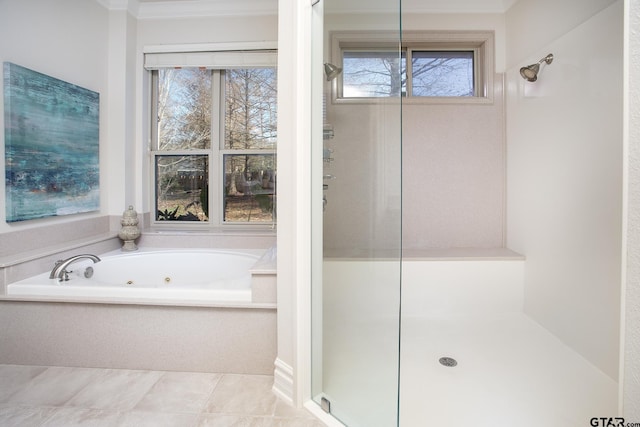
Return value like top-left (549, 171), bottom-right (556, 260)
top-left (439, 357), bottom-right (458, 367)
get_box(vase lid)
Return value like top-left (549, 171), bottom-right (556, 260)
top-left (123, 205), bottom-right (137, 218)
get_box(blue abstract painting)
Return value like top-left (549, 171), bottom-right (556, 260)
top-left (3, 62), bottom-right (99, 222)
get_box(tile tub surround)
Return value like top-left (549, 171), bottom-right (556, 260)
top-left (251, 245), bottom-right (277, 304)
top-left (0, 365), bottom-right (325, 427)
top-left (0, 234), bottom-right (120, 291)
top-left (0, 301), bottom-right (276, 375)
top-left (0, 216), bottom-right (119, 290)
top-left (138, 228), bottom-right (277, 250)
top-left (0, 223), bottom-right (278, 378)
top-left (0, 217), bottom-right (113, 260)
top-left (0, 214), bottom-right (276, 292)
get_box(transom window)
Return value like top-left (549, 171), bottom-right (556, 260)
top-left (409, 50), bottom-right (475, 96)
top-left (146, 50), bottom-right (277, 225)
top-left (330, 31), bottom-right (494, 104)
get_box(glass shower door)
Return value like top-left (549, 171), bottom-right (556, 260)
top-left (311, 0), bottom-right (403, 425)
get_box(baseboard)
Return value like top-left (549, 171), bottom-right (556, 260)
top-left (273, 357), bottom-right (294, 405)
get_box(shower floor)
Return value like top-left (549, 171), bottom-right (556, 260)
top-left (321, 312), bottom-right (617, 427)
top-left (399, 312), bottom-right (618, 427)
top-left (320, 259), bottom-right (617, 427)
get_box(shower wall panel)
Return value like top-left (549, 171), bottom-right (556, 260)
top-left (402, 75), bottom-right (506, 250)
top-left (506, 1), bottom-right (623, 379)
top-left (322, 76), bottom-right (506, 252)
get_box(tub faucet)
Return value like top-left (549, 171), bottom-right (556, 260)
top-left (49, 254), bottom-right (101, 281)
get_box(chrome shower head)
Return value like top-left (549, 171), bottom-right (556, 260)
top-left (324, 63), bottom-right (342, 81)
top-left (520, 54), bottom-right (554, 82)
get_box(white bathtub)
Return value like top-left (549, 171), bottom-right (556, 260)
top-left (7, 248), bottom-right (267, 303)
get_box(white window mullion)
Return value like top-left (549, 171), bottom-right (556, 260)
top-left (474, 47), bottom-right (483, 98)
top-left (211, 70), bottom-right (223, 225)
top-left (150, 71), bottom-right (159, 150)
top-left (406, 48), bottom-right (413, 97)
top-left (149, 71), bottom-right (159, 219)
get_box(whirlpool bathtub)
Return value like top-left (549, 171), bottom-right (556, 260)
top-left (6, 248), bottom-right (269, 303)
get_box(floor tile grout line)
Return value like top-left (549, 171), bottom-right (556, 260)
top-left (58, 367), bottom-right (157, 411)
top-left (0, 365), bottom-right (326, 426)
top-left (0, 364), bottom-right (49, 405)
top-left (58, 367), bottom-right (111, 409)
top-left (198, 371), bottom-right (225, 417)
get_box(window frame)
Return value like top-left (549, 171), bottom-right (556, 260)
top-left (146, 46), bottom-right (277, 229)
top-left (329, 30), bottom-right (495, 105)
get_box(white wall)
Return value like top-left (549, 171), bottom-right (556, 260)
top-left (136, 15), bottom-right (277, 46)
top-left (506, 0), bottom-right (623, 379)
top-left (107, 9), bottom-right (139, 216)
top-left (276, 0), bottom-right (315, 407)
top-left (0, 0), bottom-right (110, 232)
top-left (623, 0), bottom-right (640, 417)
top-left (505, 0), bottom-right (619, 70)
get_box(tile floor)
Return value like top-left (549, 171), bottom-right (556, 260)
top-left (0, 365), bottom-right (326, 427)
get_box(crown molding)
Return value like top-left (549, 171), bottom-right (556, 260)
top-left (95, 0), bottom-right (276, 18)
top-left (95, 0), bottom-right (140, 16)
top-left (97, 0), bottom-right (515, 19)
top-left (324, 0), bottom-right (518, 14)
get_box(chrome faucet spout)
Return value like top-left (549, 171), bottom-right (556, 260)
top-left (49, 254), bottom-right (101, 281)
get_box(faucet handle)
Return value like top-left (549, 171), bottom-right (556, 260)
top-left (49, 260), bottom-right (65, 280)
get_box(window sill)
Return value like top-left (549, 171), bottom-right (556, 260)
top-left (332, 95), bottom-right (494, 106)
top-left (139, 227), bottom-right (276, 251)
top-left (142, 227), bottom-right (276, 237)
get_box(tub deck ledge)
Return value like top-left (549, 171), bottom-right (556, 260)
top-left (323, 247), bottom-right (525, 261)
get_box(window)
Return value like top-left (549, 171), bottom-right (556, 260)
top-left (410, 50), bottom-right (474, 97)
top-left (342, 50), bottom-right (404, 97)
top-left (331, 31), bottom-right (494, 103)
top-left (146, 50), bottom-right (277, 225)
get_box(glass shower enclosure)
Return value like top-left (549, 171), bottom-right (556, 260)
top-left (310, 0), bottom-right (402, 425)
